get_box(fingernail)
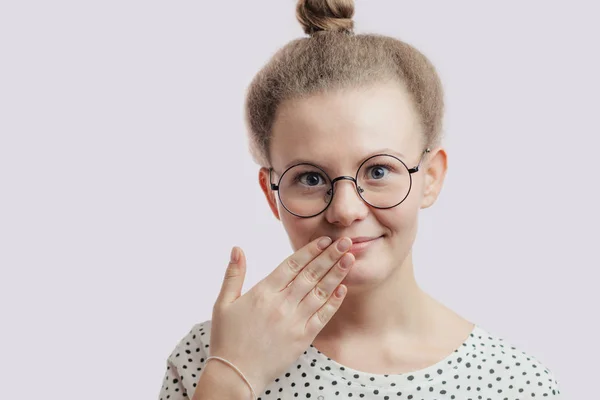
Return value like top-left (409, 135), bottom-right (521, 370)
top-left (317, 237), bottom-right (332, 250)
top-left (340, 254), bottom-right (353, 269)
top-left (337, 238), bottom-right (352, 252)
top-left (230, 247), bottom-right (239, 263)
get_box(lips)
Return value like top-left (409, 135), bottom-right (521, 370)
top-left (350, 236), bottom-right (382, 244)
top-left (347, 235), bottom-right (383, 256)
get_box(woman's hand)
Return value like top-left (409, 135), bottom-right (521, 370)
top-left (208, 236), bottom-right (354, 397)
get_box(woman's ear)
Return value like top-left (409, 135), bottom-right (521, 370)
top-left (420, 147), bottom-right (448, 210)
top-left (258, 167), bottom-right (281, 220)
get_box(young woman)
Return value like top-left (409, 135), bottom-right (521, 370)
top-left (159, 1), bottom-right (561, 399)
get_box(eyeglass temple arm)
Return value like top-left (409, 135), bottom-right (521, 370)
top-left (269, 168), bottom-right (279, 190)
top-left (407, 148), bottom-right (431, 174)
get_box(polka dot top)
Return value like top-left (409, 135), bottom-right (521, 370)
top-left (158, 319), bottom-right (561, 400)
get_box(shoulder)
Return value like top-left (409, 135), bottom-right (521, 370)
top-left (164, 320), bottom-right (214, 394)
top-left (467, 325), bottom-right (562, 397)
top-left (167, 319), bottom-right (213, 365)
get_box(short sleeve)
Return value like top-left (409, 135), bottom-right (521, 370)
top-left (157, 320), bottom-right (212, 400)
top-left (523, 355), bottom-right (562, 399)
top-left (158, 360), bottom-right (189, 400)
top-left (538, 367), bottom-right (562, 398)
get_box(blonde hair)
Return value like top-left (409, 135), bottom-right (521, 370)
top-left (244, 0), bottom-right (445, 168)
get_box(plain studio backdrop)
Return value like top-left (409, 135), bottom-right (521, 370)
top-left (1, 0), bottom-right (598, 398)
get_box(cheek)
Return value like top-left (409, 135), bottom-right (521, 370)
top-left (374, 204), bottom-right (418, 234)
top-left (280, 213), bottom-right (321, 251)
top-left (388, 183), bottom-right (423, 229)
top-left (374, 207), bottom-right (420, 263)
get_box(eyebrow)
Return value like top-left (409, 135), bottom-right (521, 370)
top-left (281, 148), bottom-right (407, 171)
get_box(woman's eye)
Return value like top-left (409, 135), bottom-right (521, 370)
top-left (300, 173), bottom-right (324, 186)
top-left (368, 166), bottom-right (389, 179)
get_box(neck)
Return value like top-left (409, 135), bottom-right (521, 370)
top-left (314, 249), bottom-right (454, 344)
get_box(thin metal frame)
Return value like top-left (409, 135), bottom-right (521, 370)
top-left (269, 148), bottom-right (431, 218)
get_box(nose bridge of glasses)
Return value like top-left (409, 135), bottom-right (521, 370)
top-left (328, 175), bottom-right (362, 196)
top-left (330, 175), bottom-right (356, 186)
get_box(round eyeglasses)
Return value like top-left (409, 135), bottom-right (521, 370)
top-left (269, 148), bottom-right (431, 218)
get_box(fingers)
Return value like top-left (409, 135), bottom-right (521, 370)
top-left (296, 251), bottom-right (354, 320)
top-left (305, 282), bottom-right (348, 336)
top-left (284, 237), bottom-right (352, 304)
top-left (260, 236), bottom-right (335, 292)
top-left (215, 246), bottom-right (247, 307)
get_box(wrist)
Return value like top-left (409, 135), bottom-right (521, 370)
top-left (200, 359), bottom-right (256, 400)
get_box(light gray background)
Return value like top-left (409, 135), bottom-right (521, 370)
top-left (1, 1), bottom-right (598, 398)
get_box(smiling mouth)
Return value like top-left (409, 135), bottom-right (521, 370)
top-left (348, 235), bottom-right (383, 255)
top-left (350, 236), bottom-right (382, 244)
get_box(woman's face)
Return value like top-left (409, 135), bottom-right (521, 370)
top-left (258, 81), bottom-right (446, 287)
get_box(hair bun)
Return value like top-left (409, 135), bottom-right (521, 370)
top-left (296, 0), bottom-right (355, 36)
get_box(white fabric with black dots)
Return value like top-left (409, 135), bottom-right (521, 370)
top-left (158, 320), bottom-right (561, 400)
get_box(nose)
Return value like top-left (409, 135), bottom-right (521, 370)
top-left (324, 177), bottom-right (369, 226)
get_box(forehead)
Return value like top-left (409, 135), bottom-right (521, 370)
top-left (270, 81), bottom-right (422, 170)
